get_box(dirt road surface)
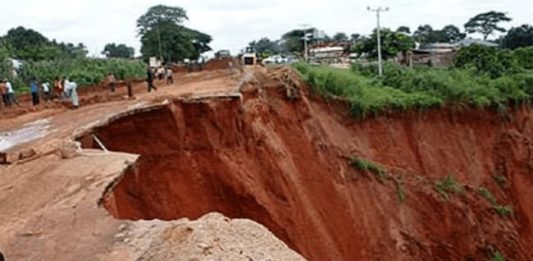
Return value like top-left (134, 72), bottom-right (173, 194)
top-left (0, 68), bottom-right (304, 261)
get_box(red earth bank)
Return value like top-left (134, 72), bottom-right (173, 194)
top-left (81, 68), bottom-right (533, 261)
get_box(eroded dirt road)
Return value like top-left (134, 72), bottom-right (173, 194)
top-left (0, 68), bottom-right (304, 261)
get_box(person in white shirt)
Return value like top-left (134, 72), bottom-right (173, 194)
top-left (5, 80), bottom-right (18, 106)
top-left (42, 82), bottom-right (51, 102)
top-left (64, 79), bottom-right (79, 108)
top-left (165, 67), bottom-right (174, 85)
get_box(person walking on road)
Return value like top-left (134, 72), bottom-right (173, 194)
top-left (65, 79), bottom-right (79, 108)
top-left (147, 66), bottom-right (157, 92)
top-left (6, 79), bottom-right (18, 106)
top-left (107, 73), bottom-right (117, 93)
top-left (30, 78), bottom-right (40, 106)
top-left (165, 67), bottom-right (174, 85)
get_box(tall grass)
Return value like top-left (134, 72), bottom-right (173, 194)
top-left (293, 62), bottom-right (532, 118)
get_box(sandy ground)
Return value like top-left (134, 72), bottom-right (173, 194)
top-left (0, 68), bottom-right (303, 260)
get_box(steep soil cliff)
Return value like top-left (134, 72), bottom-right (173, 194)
top-left (82, 68), bottom-right (533, 261)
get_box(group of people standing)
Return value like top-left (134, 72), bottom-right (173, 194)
top-left (28, 77), bottom-right (79, 108)
top-left (1, 65), bottom-right (176, 110)
top-left (146, 65), bottom-right (174, 92)
top-left (0, 79), bottom-right (19, 107)
top-left (0, 76), bottom-right (79, 109)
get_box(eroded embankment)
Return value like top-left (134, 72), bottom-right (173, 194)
top-left (80, 68), bottom-right (533, 261)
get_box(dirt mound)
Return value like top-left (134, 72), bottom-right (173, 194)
top-left (80, 67), bottom-right (533, 260)
top-left (125, 213), bottom-right (304, 261)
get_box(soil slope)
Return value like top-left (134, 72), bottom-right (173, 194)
top-left (82, 67), bottom-right (533, 260)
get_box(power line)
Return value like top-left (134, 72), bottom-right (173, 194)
top-left (367, 6), bottom-right (389, 76)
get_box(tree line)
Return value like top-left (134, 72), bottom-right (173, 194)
top-left (246, 11), bottom-right (533, 59)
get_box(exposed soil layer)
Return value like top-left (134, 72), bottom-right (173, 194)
top-left (82, 68), bottom-right (533, 261)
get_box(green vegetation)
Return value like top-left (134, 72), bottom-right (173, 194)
top-left (353, 28), bottom-right (415, 60)
top-left (490, 250), bottom-right (506, 261)
top-left (348, 156), bottom-right (387, 180)
top-left (9, 58), bottom-right (145, 92)
top-left (434, 176), bottom-right (464, 200)
top-left (478, 186), bottom-right (514, 218)
top-left (464, 11), bottom-right (512, 40)
top-left (478, 187), bottom-right (497, 204)
top-left (293, 45), bottom-right (533, 119)
top-left (137, 5), bottom-right (212, 62)
top-left (394, 177), bottom-right (406, 204)
top-left (493, 205), bottom-right (514, 218)
top-left (102, 43), bottom-right (135, 59)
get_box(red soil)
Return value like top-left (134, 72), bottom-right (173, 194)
top-left (81, 68), bottom-right (533, 260)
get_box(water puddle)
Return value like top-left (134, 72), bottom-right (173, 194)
top-left (0, 118), bottom-right (52, 151)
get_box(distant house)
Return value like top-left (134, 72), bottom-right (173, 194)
top-left (454, 38), bottom-right (498, 48)
top-left (404, 38), bottom-right (498, 67)
top-left (309, 46), bottom-right (349, 65)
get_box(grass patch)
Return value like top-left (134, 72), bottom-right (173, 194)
top-left (394, 177), bottom-right (406, 204)
top-left (490, 250), bottom-right (506, 261)
top-left (434, 176), bottom-right (464, 200)
top-left (493, 205), bottom-right (514, 218)
top-left (293, 62), bottom-right (533, 119)
top-left (349, 156), bottom-right (387, 180)
top-left (478, 187), bottom-right (497, 205)
top-left (478, 187), bottom-right (513, 218)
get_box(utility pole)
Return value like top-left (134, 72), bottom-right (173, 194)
top-left (367, 6), bottom-right (389, 76)
top-left (299, 23), bottom-right (311, 62)
top-left (157, 27), bottom-right (163, 63)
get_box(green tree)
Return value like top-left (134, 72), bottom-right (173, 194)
top-left (502, 24), bottom-right (533, 49)
top-left (454, 45), bottom-right (518, 78)
top-left (137, 5), bottom-right (211, 62)
top-left (354, 28), bottom-right (415, 60)
top-left (413, 25), bottom-right (435, 43)
top-left (333, 32), bottom-right (349, 42)
top-left (102, 43), bottom-right (135, 58)
top-left (440, 25), bottom-right (466, 43)
top-left (414, 25), bottom-right (465, 44)
top-left (465, 11), bottom-right (512, 40)
top-left (281, 28), bottom-right (315, 53)
top-left (396, 26), bottom-right (411, 34)
top-left (137, 5), bottom-right (188, 35)
top-left (248, 37), bottom-right (280, 58)
top-left (0, 27), bottom-right (87, 60)
top-left (350, 33), bottom-right (361, 43)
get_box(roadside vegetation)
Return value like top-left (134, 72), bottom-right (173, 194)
top-left (293, 46), bottom-right (533, 119)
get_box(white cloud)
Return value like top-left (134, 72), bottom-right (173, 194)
top-left (0, 0), bottom-right (531, 57)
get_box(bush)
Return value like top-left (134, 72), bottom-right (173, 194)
top-left (454, 45), bottom-right (520, 78)
top-left (513, 46), bottom-right (533, 70)
top-left (13, 58), bottom-right (145, 92)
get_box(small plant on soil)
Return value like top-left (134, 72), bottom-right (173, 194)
top-left (492, 174), bottom-right (508, 188)
top-left (434, 175), bottom-right (464, 200)
top-left (394, 177), bottom-right (406, 204)
top-left (349, 156), bottom-right (387, 180)
top-left (490, 250), bottom-right (506, 261)
top-left (478, 187), bottom-right (497, 205)
top-left (493, 205), bottom-right (514, 218)
top-left (478, 187), bottom-right (514, 218)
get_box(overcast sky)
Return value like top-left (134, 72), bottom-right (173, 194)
top-left (0, 0), bottom-right (531, 57)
